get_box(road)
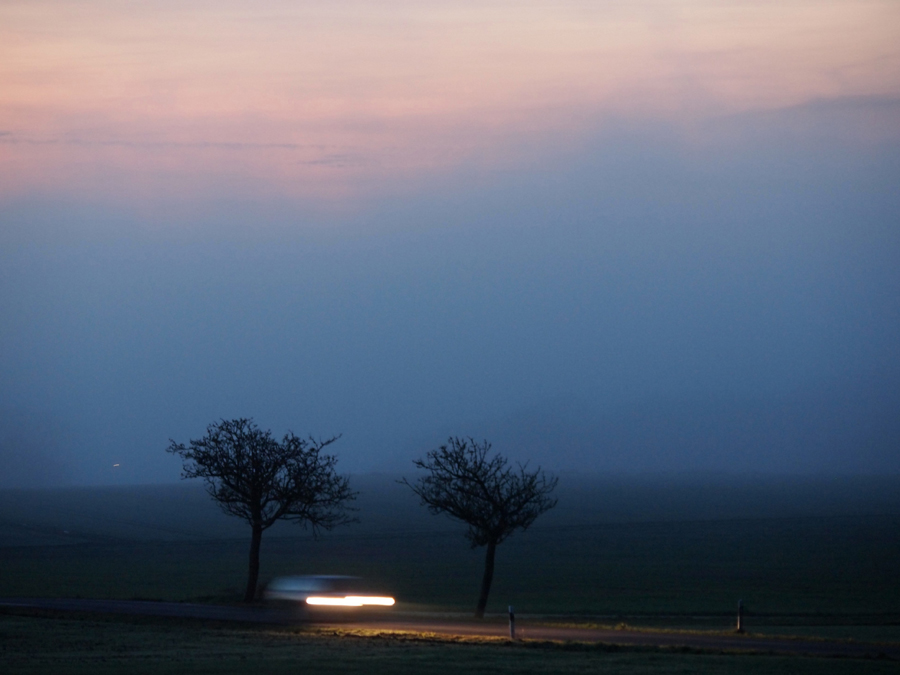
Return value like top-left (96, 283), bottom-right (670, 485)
top-left (1, 597), bottom-right (897, 660)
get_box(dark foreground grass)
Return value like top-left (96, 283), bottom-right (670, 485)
top-left (2, 611), bottom-right (897, 675)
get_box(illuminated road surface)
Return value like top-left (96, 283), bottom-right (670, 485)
top-left (1, 598), bottom-right (897, 660)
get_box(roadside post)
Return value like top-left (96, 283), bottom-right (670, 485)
top-left (736, 599), bottom-right (744, 633)
top-left (508, 605), bottom-right (516, 640)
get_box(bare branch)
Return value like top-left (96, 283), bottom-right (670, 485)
top-left (401, 437), bottom-right (557, 617)
top-left (166, 418), bottom-right (356, 601)
top-left (401, 437), bottom-right (558, 547)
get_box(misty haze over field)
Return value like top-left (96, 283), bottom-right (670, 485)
top-left (1, 1), bottom-right (898, 487)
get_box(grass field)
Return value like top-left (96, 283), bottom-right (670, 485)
top-left (2, 476), bottom-right (899, 647)
top-left (2, 611), bottom-right (899, 675)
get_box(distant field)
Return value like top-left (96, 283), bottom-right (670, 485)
top-left (1, 476), bottom-right (899, 643)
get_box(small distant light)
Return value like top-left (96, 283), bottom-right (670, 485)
top-left (113, 463), bottom-right (120, 467)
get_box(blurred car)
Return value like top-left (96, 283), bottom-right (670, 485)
top-left (263, 575), bottom-right (395, 610)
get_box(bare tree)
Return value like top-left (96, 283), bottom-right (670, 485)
top-left (167, 418), bottom-right (356, 602)
top-left (402, 437), bottom-right (557, 618)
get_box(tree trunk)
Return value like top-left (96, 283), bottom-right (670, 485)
top-left (475, 539), bottom-right (497, 618)
top-left (244, 523), bottom-right (263, 603)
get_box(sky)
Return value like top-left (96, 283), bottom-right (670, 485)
top-left (1, 0), bottom-right (899, 486)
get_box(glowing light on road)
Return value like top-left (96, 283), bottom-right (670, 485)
top-left (306, 596), bottom-right (395, 607)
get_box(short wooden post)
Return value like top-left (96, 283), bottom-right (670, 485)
top-left (736, 599), bottom-right (744, 633)
top-left (508, 605), bottom-right (516, 640)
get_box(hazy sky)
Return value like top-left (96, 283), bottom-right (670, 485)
top-left (1, 0), bottom-right (899, 486)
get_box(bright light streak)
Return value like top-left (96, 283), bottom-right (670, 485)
top-left (306, 595), bottom-right (396, 607)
